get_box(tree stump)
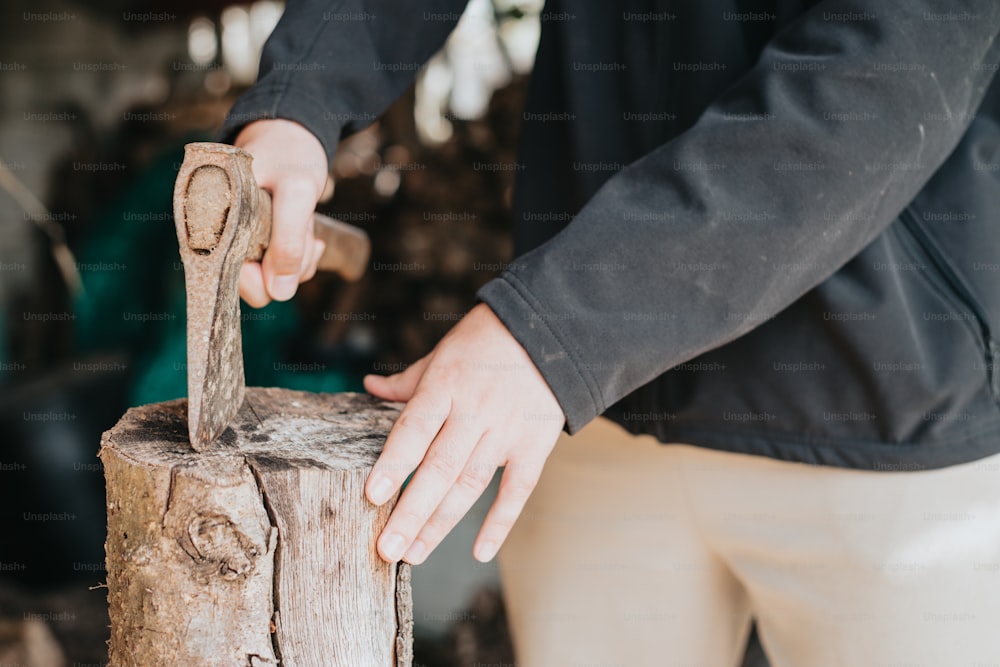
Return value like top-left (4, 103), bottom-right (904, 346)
top-left (99, 389), bottom-right (412, 667)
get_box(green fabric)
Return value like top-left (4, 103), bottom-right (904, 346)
top-left (73, 139), bottom-right (358, 407)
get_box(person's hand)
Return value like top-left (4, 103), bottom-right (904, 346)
top-left (234, 119), bottom-right (329, 307)
top-left (364, 303), bottom-right (565, 564)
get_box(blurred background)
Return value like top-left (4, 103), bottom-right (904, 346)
top-left (0, 2), bottom-right (773, 665)
top-left (0, 0), bottom-right (541, 663)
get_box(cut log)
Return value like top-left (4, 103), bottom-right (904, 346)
top-left (99, 389), bottom-right (409, 667)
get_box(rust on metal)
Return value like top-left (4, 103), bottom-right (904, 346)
top-left (174, 143), bottom-right (256, 450)
top-left (173, 142), bottom-right (373, 450)
top-left (184, 165), bottom-right (231, 252)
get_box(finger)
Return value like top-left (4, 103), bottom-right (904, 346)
top-left (261, 179), bottom-right (318, 301)
top-left (473, 455), bottom-right (545, 562)
top-left (366, 391), bottom-right (448, 507)
top-left (376, 417), bottom-right (478, 562)
top-left (299, 237), bottom-right (326, 283)
top-left (403, 433), bottom-right (500, 564)
top-left (364, 356), bottom-right (431, 402)
top-left (239, 262), bottom-right (270, 308)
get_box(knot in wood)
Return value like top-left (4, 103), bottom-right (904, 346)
top-left (187, 513), bottom-right (260, 579)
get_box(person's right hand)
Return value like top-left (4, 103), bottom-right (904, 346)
top-left (234, 119), bottom-right (329, 308)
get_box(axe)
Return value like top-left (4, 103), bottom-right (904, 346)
top-left (173, 142), bottom-right (370, 450)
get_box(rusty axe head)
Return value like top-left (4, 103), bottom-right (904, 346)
top-left (173, 142), bottom-right (372, 450)
top-left (173, 143), bottom-right (257, 450)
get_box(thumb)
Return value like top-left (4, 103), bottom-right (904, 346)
top-left (235, 119), bottom-right (328, 302)
top-left (365, 356), bottom-right (431, 402)
top-left (261, 180), bottom-right (318, 301)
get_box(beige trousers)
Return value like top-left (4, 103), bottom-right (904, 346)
top-left (498, 417), bottom-right (1000, 667)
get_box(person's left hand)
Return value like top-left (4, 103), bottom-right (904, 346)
top-left (364, 302), bottom-right (565, 564)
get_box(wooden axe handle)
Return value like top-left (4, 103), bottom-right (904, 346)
top-left (247, 188), bottom-right (370, 283)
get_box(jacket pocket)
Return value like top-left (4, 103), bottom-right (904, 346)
top-left (897, 207), bottom-right (999, 404)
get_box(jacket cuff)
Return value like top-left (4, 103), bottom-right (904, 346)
top-left (477, 273), bottom-right (603, 433)
top-left (217, 83), bottom-right (346, 165)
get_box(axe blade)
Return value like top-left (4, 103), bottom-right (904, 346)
top-left (173, 143), bottom-right (257, 450)
top-left (173, 142), bottom-right (372, 450)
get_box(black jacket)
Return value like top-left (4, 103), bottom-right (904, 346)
top-left (222, 0), bottom-right (1000, 470)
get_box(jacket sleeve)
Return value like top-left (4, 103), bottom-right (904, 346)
top-left (477, 0), bottom-right (1000, 432)
top-left (219, 0), bottom-right (468, 162)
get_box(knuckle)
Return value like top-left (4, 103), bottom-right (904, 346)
top-left (428, 364), bottom-right (460, 387)
top-left (423, 511), bottom-right (459, 536)
top-left (488, 513), bottom-right (518, 535)
top-left (397, 402), bottom-right (447, 434)
top-left (269, 240), bottom-right (307, 266)
top-left (456, 465), bottom-right (493, 494)
top-left (280, 177), bottom-right (320, 197)
top-left (394, 501), bottom-right (431, 528)
top-left (394, 411), bottom-right (430, 435)
top-left (421, 454), bottom-right (461, 484)
top-left (420, 510), bottom-right (452, 535)
top-left (503, 476), bottom-right (537, 505)
top-left (431, 430), bottom-right (466, 457)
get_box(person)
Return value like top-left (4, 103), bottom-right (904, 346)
top-left (220, 1), bottom-right (1000, 664)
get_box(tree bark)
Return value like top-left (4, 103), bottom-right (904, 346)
top-left (99, 388), bottom-right (410, 667)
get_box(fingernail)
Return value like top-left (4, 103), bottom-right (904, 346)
top-left (368, 475), bottom-right (393, 505)
top-left (269, 275), bottom-right (298, 301)
top-left (475, 541), bottom-right (498, 563)
top-left (404, 539), bottom-right (427, 564)
top-left (381, 533), bottom-right (405, 561)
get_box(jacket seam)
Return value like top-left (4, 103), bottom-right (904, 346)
top-left (896, 209), bottom-right (990, 346)
top-left (892, 234), bottom-right (985, 348)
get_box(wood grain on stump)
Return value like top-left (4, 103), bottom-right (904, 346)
top-left (99, 389), bottom-right (410, 667)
